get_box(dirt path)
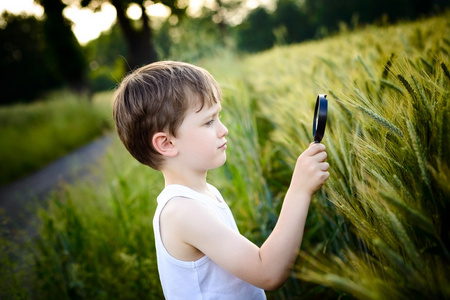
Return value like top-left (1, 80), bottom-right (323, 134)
top-left (0, 134), bottom-right (113, 236)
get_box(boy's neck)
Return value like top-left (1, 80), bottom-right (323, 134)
top-left (162, 169), bottom-right (209, 195)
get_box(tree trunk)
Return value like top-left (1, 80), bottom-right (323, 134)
top-left (39, 0), bottom-right (88, 94)
top-left (111, 0), bottom-right (158, 70)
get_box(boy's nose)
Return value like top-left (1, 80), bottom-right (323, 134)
top-left (219, 121), bottom-right (228, 137)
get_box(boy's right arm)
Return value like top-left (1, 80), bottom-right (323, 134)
top-left (165, 143), bottom-right (329, 290)
top-left (256, 142), bottom-right (329, 288)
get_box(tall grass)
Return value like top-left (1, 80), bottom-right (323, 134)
top-left (0, 90), bottom-right (112, 186)
top-left (28, 138), bottom-right (164, 299)
top-left (6, 13), bottom-right (449, 299)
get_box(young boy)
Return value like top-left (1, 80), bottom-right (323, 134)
top-left (113, 61), bottom-right (330, 299)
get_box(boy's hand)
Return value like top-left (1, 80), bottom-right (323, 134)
top-left (290, 142), bottom-right (330, 197)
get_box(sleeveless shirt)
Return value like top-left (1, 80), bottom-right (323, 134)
top-left (153, 184), bottom-right (266, 300)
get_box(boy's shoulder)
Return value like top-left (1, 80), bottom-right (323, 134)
top-left (157, 184), bottom-right (221, 203)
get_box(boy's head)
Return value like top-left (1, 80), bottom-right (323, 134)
top-left (113, 61), bottom-right (222, 170)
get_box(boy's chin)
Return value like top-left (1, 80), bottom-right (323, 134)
top-left (213, 156), bottom-right (227, 169)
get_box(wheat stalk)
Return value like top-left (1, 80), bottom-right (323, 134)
top-left (364, 143), bottom-right (406, 171)
top-left (385, 206), bottom-right (421, 268)
top-left (379, 78), bottom-right (405, 95)
top-left (381, 192), bottom-right (434, 235)
top-left (357, 55), bottom-right (375, 79)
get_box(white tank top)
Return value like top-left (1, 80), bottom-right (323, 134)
top-left (153, 184), bottom-right (266, 300)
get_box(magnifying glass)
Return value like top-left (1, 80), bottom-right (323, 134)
top-left (312, 94), bottom-right (328, 143)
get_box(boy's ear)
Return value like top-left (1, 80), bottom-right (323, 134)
top-left (152, 132), bottom-right (178, 157)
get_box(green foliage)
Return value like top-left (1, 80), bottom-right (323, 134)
top-left (155, 10), bottom-right (231, 62)
top-left (0, 90), bottom-right (112, 185)
top-left (4, 13), bottom-right (449, 299)
top-left (83, 24), bottom-right (128, 92)
top-left (0, 13), bottom-right (62, 104)
top-left (235, 7), bottom-right (276, 53)
top-left (0, 219), bottom-right (33, 300)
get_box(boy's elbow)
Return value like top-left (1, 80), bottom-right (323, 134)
top-left (259, 274), bottom-right (288, 291)
top-left (263, 281), bottom-right (284, 291)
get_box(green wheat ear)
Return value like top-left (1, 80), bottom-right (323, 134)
top-left (411, 75), bottom-right (433, 121)
top-left (382, 53), bottom-right (395, 79)
top-left (419, 57), bottom-right (434, 74)
top-left (397, 74), bottom-right (418, 101)
top-left (356, 105), bottom-right (404, 137)
top-left (441, 62), bottom-right (450, 80)
top-left (411, 75), bottom-right (428, 104)
top-left (406, 121), bottom-right (430, 187)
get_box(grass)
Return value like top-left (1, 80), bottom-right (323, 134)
top-left (0, 90), bottom-right (113, 186)
top-left (30, 138), bottom-right (164, 299)
top-left (1, 12), bottom-right (449, 299)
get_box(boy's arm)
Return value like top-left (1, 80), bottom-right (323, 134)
top-left (167, 143), bottom-right (329, 290)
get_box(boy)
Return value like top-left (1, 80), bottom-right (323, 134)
top-left (113, 61), bottom-right (330, 299)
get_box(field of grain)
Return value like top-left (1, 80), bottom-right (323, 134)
top-left (2, 13), bottom-right (448, 299)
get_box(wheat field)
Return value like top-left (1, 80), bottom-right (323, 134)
top-left (3, 12), bottom-right (448, 299)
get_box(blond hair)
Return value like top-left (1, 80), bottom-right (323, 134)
top-left (113, 61), bottom-right (221, 170)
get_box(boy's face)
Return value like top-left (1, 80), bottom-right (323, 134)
top-left (173, 99), bottom-right (228, 173)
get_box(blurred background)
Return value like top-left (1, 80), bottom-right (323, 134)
top-left (1, 0), bottom-right (448, 105)
top-left (2, 0), bottom-right (448, 187)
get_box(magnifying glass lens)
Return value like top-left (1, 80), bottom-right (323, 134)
top-left (313, 94), bottom-right (328, 143)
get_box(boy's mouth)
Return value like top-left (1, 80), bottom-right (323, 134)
top-left (219, 141), bottom-right (227, 150)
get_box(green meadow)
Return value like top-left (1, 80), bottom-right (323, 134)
top-left (2, 12), bottom-right (449, 299)
top-left (0, 91), bottom-right (112, 186)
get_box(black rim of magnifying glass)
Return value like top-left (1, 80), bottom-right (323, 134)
top-left (313, 94), bottom-right (328, 143)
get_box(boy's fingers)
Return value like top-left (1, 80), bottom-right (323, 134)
top-left (316, 152), bottom-right (328, 163)
top-left (307, 143), bottom-right (326, 155)
top-left (320, 162), bottom-right (330, 171)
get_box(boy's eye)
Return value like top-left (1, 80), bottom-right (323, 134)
top-left (205, 114), bottom-right (221, 126)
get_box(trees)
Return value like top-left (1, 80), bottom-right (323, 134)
top-left (80, 0), bottom-right (187, 70)
top-left (0, 0), bottom-right (90, 103)
top-left (236, 7), bottom-right (275, 53)
top-left (37, 0), bottom-right (88, 93)
top-left (83, 23), bottom-right (127, 91)
top-left (235, 0), bottom-right (450, 54)
top-left (0, 13), bottom-right (61, 104)
top-left (1, 0), bottom-right (90, 104)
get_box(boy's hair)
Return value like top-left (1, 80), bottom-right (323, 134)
top-left (113, 61), bottom-right (222, 170)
